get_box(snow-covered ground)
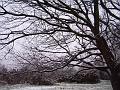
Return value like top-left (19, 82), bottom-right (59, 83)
top-left (0, 80), bottom-right (113, 90)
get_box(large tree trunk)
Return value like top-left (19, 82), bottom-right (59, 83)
top-left (93, 0), bottom-right (120, 90)
top-left (110, 71), bottom-right (120, 90)
top-left (95, 36), bottom-right (120, 90)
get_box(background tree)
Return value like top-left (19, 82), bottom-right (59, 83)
top-left (0, 0), bottom-right (120, 89)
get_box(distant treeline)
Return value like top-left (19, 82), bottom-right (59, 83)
top-left (0, 65), bottom-right (109, 85)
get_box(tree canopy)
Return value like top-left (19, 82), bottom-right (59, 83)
top-left (0, 0), bottom-right (120, 90)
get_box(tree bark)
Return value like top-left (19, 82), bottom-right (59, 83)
top-left (110, 71), bottom-right (120, 90)
top-left (95, 36), bottom-right (120, 90)
top-left (93, 1), bottom-right (120, 89)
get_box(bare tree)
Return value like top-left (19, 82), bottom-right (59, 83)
top-left (0, 0), bottom-right (120, 89)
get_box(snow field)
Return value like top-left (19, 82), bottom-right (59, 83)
top-left (0, 80), bottom-right (112, 90)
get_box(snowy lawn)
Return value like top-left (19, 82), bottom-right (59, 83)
top-left (0, 80), bottom-right (112, 90)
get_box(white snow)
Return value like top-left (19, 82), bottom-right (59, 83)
top-left (0, 80), bottom-right (112, 90)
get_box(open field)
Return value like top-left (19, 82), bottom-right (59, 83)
top-left (0, 80), bottom-right (112, 90)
